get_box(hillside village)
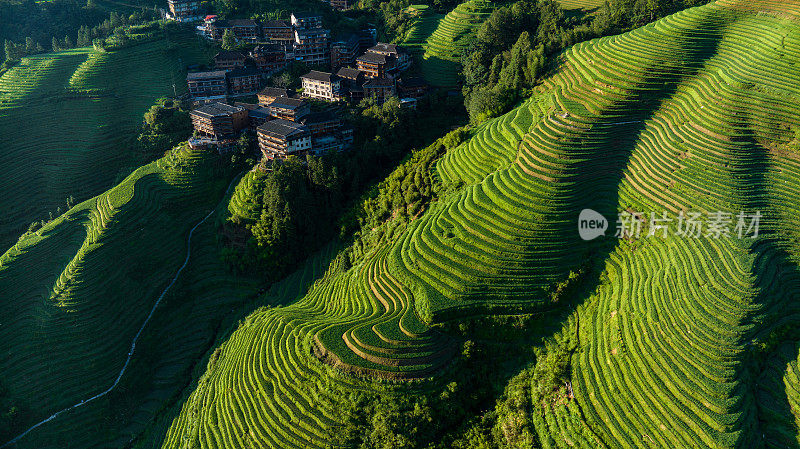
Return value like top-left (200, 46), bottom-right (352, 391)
top-left (167, 4), bottom-right (431, 162)
top-left (8, 0), bottom-right (800, 448)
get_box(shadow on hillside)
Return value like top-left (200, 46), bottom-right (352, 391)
top-left (732, 110), bottom-right (800, 446)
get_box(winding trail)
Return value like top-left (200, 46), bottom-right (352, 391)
top-left (1, 172), bottom-right (244, 448)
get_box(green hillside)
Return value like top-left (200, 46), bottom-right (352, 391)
top-left (158, 0), bottom-right (800, 448)
top-left (0, 28), bottom-right (212, 250)
top-left (556, 0), bottom-right (604, 13)
top-left (402, 4), bottom-right (444, 56)
top-left (0, 144), bottom-right (255, 447)
top-left (414, 0), bottom-right (497, 87)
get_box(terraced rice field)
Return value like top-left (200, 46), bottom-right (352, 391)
top-left (557, 0), bottom-right (604, 13)
top-left (415, 0), bottom-right (496, 87)
top-left (0, 30), bottom-right (211, 250)
top-left (160, 0), bottom-right (800, 447)
top-left (0, 143), bottom-right (271, 447)
top-left (402, 4), bottom-right (444, 57)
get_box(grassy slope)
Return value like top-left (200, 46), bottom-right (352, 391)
top-left (410, 0), bottom-right (496, 88)
top-left (490, 0), bottom-right (800, 447)
top-left (0, 28), bottom-right (212, 250)
top-left (161, 0), bottom-right (800, 448)
top-left (556, 0), bottom-right (604, 13)
top-left (0, 143), bottom-right (265, 448)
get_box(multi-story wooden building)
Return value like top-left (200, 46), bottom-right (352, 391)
top-left (207, 19), bottom-right (260, 42)
top-left (294, 28), bottom-right (329, 65)
top-left (249, 45), bottom-right (289, 73)
top-left (291, 12), bottom-right (323, 30)
top-left (257, 87), bottom-right (290, 105)
top-left (264, 97), bottom-right (310, 122)
top-left (336, 67), bottom-right (364, 103)
top-left (301, 71), bottom-right (342, 102)
top-left (301, 111), bottom-right (341, 137)
top-left (367, 43), bottom-right (411, 71)
top-left (214, 50), bottom-right (246, 71)
top-left (187, 70), bottom-right (228, 99)
top-left (190, 102), bottom-right (248, 139)
top-left (356, 51), bottom-right (392, 79)
top-left (228, 67), bottom-right (262, 95)
top-left (258, 119), bottom-right (312, 159)
top-left (205, 19), bottom-right (228, 40)
top-left (363, 77), bottom-right (395, 104)
top-left (235, 102), bottom-right (273, 130)
top-left (167, 0), bottom-right (201, 22)
top-left (330, 34), bottom-right (360, 69)
top-left (262, 20), bottom-right (293, 49)
top-left (397, 77), bottom-right (429, 98)
top-left (230, 19), bottom-right (260, 42)
top-left (358, 28), bottom-right (377, 53)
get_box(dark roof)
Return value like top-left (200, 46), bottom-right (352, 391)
top-left (267, 97), bottom-right (307, 110)
top-left (187, 70), bottom-right (227, 81)
top-left (258, 87), bottom-right (289, 98)
top-left (364, 77), bottom-right (394, 88)
top-left (228, 66), bottom-right (261, 78)
top-left (357, 52), bottom-right (389, 64)
top-left (302, 110), bottom-right (339, 125)
top-left (234, 101), bottom-right (259, 111)
top-left (302, 70), bottom-right (337, 83)
top-left (229, 19), bottom-right (259, 27)
top-left (191, 102), bottom-right (244, 118)
top-left (214, 50), bottom-right (245, 60)
top-left (258, 119), bottom-right (308, 139)
top-left (296, 28), bottom-right (329, 38)
top-left (336, 67), bottom-right (362, 80)
top-left (368, 42), bottom-right (408, 55)
top-left (262, 19), bottom-right (290, 28)
top-left (399, 77), bottom-right (428, 88)
top-left (234, 103), bottom-right (272, 119)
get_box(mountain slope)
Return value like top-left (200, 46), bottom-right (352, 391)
top-left (160, 1), bottom-right (800, 448)
top-left (416, 0), bottom-right (496, 87)
top-left (0, 28), bottom-right (211, 250)
top-left (0, 144), bottom-right (265, 448)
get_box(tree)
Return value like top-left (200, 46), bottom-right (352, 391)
top-left (64, 35), bottom-right (73, 49)
top-left (271, 71), bottom-right (293, 89)
top-left (25, 37), bottom-right (36, 55)
top-left (52, 37), bottom-right (60, 52)
top-left (221, 29), bottom-right (236, 50)
top-left (4, 40), bottom-right (17, 61)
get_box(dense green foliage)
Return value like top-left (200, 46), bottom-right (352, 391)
top-left (136, 97), bottom-right (194, 155)
top-left (221, 95), bottom-right (466, 281)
